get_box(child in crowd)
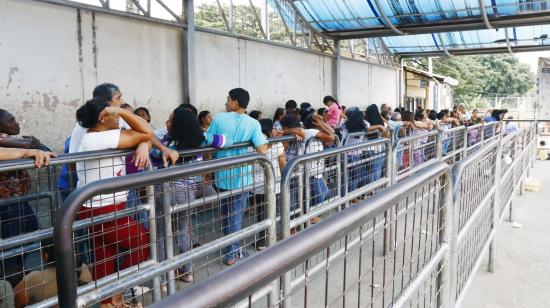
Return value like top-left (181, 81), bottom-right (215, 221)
top-left (198, 110), bottom-right (212, 132)
top-left (323, 96), bottom-right (342, 128)
top-left (272, 108), bottom-right (285, 131)
top-left (134, 107), bottom-right (151, 123)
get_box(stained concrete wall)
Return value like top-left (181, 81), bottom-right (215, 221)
top-left (0, 0), bottom-right (398, 150)
top-left (0, 0), bottom-right (183, 149)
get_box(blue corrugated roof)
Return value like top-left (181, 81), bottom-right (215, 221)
top-left (290, 0), bottom-right (550, 55)
top-left (293, 0), bottom-right (550, 32)
top-left (382, 25), bottom-right (550, 54)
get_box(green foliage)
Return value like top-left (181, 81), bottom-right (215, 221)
top-left (432, 55), bottom-right (535, 104)
top-left (195, 3), bottom-right (290, 42)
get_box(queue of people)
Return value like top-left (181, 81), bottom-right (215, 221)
top-left (0, 84), bottom-right (513, 307)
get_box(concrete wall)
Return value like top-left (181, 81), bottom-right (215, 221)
top-left (0, 0), bottom-right (183, 149)
top-left (0, 0), bottom-right (398, 150)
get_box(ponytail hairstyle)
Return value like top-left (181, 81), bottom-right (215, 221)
top-left (344, 107), bottom-right (366, 133)
top-left (168, 106), bottom-right (205, 150)
top-left (365, 104), bottom-right (384, 126)
top-left (323, 95), bottom-right (340, 109)
top-left (76, 98), bottom-right (109, 128)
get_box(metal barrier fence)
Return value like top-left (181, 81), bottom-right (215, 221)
top-left (158, 162), bottom-right (452, 308)
top-left (150, 122), bottom-right (536, 308)
top-left (0, 136), bottom-right (298, 308)
top-left (0, 120), bottom-right (535, 307)
top-left (441, 126), bottom-right (466, 164)
top-left (53, 154), bottom-right (275, 307)
top-left (392, 130), bottom-right (439, 183)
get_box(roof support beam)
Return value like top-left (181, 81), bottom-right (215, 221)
top-left (396, 45), bottom-right (550, 57)
top-left (32, 0), bottom-right (184, 27)
top-left (155, 0), bottom-right (183, 22)
top-left (182, 0), bottom-right (196, 105)
top-left (479, 0), bottom-right (494, 29)
top-left (504, 28), bottom-right (514, 54)
top-left (318, 12), bottom-right (550, 39)
top-left (372, 0), bottom-right (405, 35)
top-left (437, 33), bottom-right (453, 56)
top-left (333, 40), bottom-right (341, 101)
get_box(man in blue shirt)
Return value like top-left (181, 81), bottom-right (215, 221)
top-left (207, 88), bottom-right (267, 265)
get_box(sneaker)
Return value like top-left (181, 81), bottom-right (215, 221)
top-left (176, 272), bottom-right (194, 283)
top-left (224, 250), bottom-right (250, 266)
top-left (255, 239), bottom-right (266, 251)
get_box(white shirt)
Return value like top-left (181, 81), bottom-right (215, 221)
top-left (505, 122), bottom-right (519, 134)
top-left (254, 142), bottom-right (285, 194)
top-left (76, 129), bottom-right (127, 207)
top-left (304, 129), bottom-right (324, 178)
top-left (69, 119), bottom-right (130, 153)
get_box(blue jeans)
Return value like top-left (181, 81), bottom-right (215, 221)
top-left (346, 154), bottom-right (367, 193)
top-left (219, 189), bottom-right (249, 261)
top-left (127, 189), bottom-right (150, 229)
top-left (154, 184), bottom-right (194, 273)
top-left (366, 150), bottom-right (385, 184)
top-left (309, 176), bottom-right (331, 207)
top-left (442, 137), bottom-right (452, 155)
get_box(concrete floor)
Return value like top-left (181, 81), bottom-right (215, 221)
top-left (462, 160), bottom-right (550, 308)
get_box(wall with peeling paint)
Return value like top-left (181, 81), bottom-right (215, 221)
top-left (0, 0), bottom-right (398, 150)
top-left (0, 0), bottom-right (183, 150)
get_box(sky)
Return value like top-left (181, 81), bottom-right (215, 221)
top-left (516, 51), bottom-right (550, 74)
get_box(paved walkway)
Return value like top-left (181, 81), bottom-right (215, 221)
top-left (462, 160), bottom-right (550, 308)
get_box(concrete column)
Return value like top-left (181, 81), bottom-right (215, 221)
top-left (399, 58), bottom-right (405, 108)
top-left (182, 0), bottom-right (196, 105)
top-left (333, 40), bottom-right (341, 100)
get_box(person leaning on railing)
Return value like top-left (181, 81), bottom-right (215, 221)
top-left (0, 109), bottom-right (55, 288)
top-left (74, 99), bottom-right (153, 307)
top-left (149, 105), bottom-right (228, 283)
top-left (0, 148), bottom-right (55, 167)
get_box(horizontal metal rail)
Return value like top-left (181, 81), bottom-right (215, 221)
top-left (54, 154), bottom-right (275, 308)
top-left (151, 162), bottom-right (451, 308)
top-left (0, 136), bottom-right (297, 172)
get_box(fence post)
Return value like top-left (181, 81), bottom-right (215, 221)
top-left (146, 165), bottom-right (162, 303)
top-left (438, 168), bottom-right (453, 308)
top-left (488, 138), bottom-right (503, 273)
top-left (162, 183), bottom-right (177, 294)
top-left (259, 159), bottom-right (278, 306)
top-left (280, 163), bottom-right (293, 308)
top-left (437, 131), bottom-right (443, 160)
top-left (463, 126), bottom-right (469, 159)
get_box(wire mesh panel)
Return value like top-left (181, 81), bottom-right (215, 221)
top-left (466, 124), bottom-right (483, 154)
top-left (51, 154), bottom-right (276, 307)
top-left (393, 131), bottom-right (439, 182)
top-left (281, 139), bottom-right (391, 238)
top-left (451, 141), bottom-right (499, 306)
top-left (499, 133), bottom-right (519, 220)
top-left (0, 150), bottom-right (135, 307)
top-left (482, 122), bottom-right (501, 144)
top-left (160, 163), bottom-right (452, 308)
top-left (441, 126), bottom-right (466, 164)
